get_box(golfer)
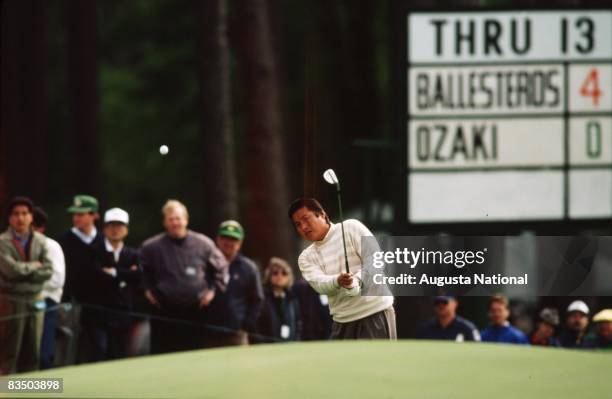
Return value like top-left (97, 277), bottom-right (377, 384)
top-left (289, 198), bottom-right (395, 339)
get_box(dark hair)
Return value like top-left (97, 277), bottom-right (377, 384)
top-left (489, 294), bottom-right (508, 308)
top-left (288, 198), bottom-right (330, 223)
top-left (33, 206), bottom-right (48, 228)
top-left (7, 196), bottom-right (34, 218)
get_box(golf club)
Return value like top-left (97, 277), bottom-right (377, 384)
top-left (323, 168), bottom-right (350, 274)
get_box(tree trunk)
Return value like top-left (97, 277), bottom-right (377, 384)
top-left (0, 0), bottom-right (48, 207)
top-left (66, 0), bottom-right (100, 198)
top-left (235, 0), bottom-right (293, 267)
top-left (197, 0), bottom-right (239, 235)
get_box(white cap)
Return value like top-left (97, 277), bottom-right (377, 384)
top-left (104, 208), bottom-right (129, 225)
top-left (567, 300), bottom-right (589, 315)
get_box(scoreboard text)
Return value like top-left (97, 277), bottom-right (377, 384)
top-left (407, 11), bottom-right (612, 223)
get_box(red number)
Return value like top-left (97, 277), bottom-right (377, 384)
top-left (580, 68), bottom-right (601, 106)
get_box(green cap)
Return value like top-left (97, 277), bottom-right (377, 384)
top-left (218, 220), bottom-right (244, 240)
top-left (67, 195), bottom-right (99, 213)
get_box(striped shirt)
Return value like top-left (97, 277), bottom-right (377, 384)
top-left (298, 219), bottom-right (393, 323)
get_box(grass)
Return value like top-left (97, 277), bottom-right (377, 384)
top-left (3, 340), bottom-right (611, 398)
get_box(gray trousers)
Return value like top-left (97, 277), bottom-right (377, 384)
top-left (331, 307), bottom-right (397, 340)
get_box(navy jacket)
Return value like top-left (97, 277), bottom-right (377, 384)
top-left (207, 254), bottom-right (264, 334)
top-left (96, 243), bottom-right (142, 322)
top-left (256, 285), bottom-right (301, 343)
top-left (292, 278), bottom-right (332, 340)
top-left (558, 328), bottom-right (593, 348)
top-left (417, 316), bottom-right (480, 341)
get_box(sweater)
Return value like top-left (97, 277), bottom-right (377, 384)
top-left (481, 323), bottom-right (529, 344)
top-left (298, 219), bottom-right (393, 323)
top-left (58, 229), bottom-right (105, 303)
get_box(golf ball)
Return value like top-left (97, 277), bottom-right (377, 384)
top-left (159, 145), bottom-right (169, 155)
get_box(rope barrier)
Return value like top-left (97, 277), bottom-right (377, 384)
top-left (0, 294), bottom-right (284, 343)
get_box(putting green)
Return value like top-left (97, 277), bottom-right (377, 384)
top-left (3, 341), bottom-right (611, 398)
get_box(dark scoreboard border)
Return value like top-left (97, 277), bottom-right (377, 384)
top-left (399, 5), bottom-right (612, 234)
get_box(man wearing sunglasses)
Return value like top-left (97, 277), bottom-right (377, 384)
top-left (288, 198), bottom-right (395, 340)
top-left (416, 296), bottom-right (480, 342)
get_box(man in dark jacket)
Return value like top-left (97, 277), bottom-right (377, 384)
top-left (89, 207), bottom-right (141, 360)
top-left (141, 200), bottom-right (228, 354)
top-left (59, 195), bottom-right (104, 305)
top-left (416, 296), bottom-right (481, 342)
top-left (206, 220), bottom-right (263, 347)
top-left (559, 300), bottom-right (591, 348)
top-left (58, 195), bottom-right (106, 363)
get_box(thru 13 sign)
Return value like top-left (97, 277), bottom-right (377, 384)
top-left (406, 10), bottom-right (612, 223)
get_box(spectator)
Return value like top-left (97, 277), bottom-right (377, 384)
top-left (256, 257), bottom-right (301, 343)
top-left (559, 300), bottom-right (591, 348)
top-left (59, 195), bottom-right (104, 304)
top-left (416, 296), bottom-right (480, 342)
top-left (289, 198), bottom-right (395, 340)
top-left (530, 308), bottom-right (561, 347)
top-left (87, 208), bottom-right (141, 360)
top-left (58, 195), bottom-right (106, 363)
top-left (207, 220), bottom-right (264, 347)
top-left (584, 309), bottom-right (612, 350)
top-left (140, 200), bottom-right (228, 354)
top-left (292, 277), bottom-right (332, 340)
top-left (0, 197), bottom-right (53, 374)
top-left (480, 295), bottom-right (529, 345)
top-left (32, 207), bottom-right (66, 369)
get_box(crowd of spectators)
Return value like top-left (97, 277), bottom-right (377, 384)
top-left (415, 295), bottom-right (612, 350)
top-left (0, 195), bottom-right (332, 374)
top-left (0, 194), bottom-right (610, 375)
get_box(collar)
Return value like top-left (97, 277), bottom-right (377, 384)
top-left (11, 228), bottom-right (31, 242)
top-left (105, 238), bottom-right (123, 253)
top-left (71, 226), bottom-right (97, 244)
top-left (314, 223), bottom-right (335, 246)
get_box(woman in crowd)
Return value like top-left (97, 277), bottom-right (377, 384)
top-left (256, 257), bottom-right (301, 343)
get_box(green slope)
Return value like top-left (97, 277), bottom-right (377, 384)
top-left (3, 341), bottom-right (611, 399)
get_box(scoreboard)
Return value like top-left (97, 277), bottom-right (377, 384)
top-left (406, 10), bottom-right (612, 223)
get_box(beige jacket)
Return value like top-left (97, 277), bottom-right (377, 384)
top-left (0, 229), bottom-right (53, 298)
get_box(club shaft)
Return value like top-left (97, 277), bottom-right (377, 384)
top-left (337, 185), bottom-right (350, 274)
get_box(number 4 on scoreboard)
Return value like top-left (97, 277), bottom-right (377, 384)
top-left (580, 68), bottom-right (601, 106)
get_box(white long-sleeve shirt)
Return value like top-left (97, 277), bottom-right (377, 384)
top-left (298, 219), bottom-right (393, 323)
top-left (42, 237), bottom-right (66, 303)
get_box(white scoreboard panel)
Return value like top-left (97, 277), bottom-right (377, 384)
top-left (407, 10), bottom-right (612, 223)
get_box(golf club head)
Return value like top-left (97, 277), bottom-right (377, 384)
top-left (323, 169), bottom-right (339, 185)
